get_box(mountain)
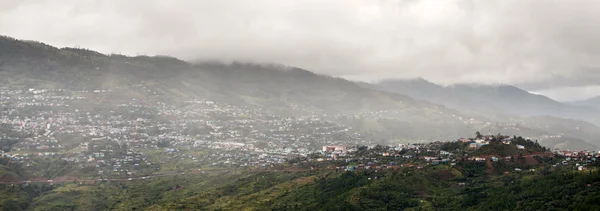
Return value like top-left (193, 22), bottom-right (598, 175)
top-left (371, 78), bottom-right (600, 126)
top-left (568, 96), bottom-right (600, 110)
top-left (0, 35), bottom-right (478, 141)
top-left (359, 78), bottom-right (600, 149)
top-left (1, 35), bottom-right (599, 149)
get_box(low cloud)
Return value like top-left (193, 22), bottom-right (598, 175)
top-left (1, 0), bottom-right (600, 92)
top-left (534, 85), bottom-right (600, 102)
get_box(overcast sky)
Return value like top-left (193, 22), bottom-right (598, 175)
top-left (1, 0), bottom-right (600, 100)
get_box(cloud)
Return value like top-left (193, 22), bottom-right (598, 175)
top-left (516, 67), bottom-right (600, 90)
top-left (1, 0), bottom-right (600, 90)
top-left (533, 85), bottom-right (600, 102)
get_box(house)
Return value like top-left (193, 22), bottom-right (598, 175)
top-left (423, 156), bottom-right (437, 161)
top-left (322, 145), bottom-right (346, 152)
top-left (403, 150), bottom-right (416, 159)
top-left (470, 142), bottom-right (488, 149)
top-left (491, 157), bottom-right (499, 162)
top-left (517, 145), bottom-right (525, 150)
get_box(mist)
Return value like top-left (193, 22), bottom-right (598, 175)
top-left (3, 1), bottom-right (600, 209)
top-left (1, 0), bottom-right (600, 101)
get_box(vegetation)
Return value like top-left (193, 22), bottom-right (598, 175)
top-left (1, 35), bottom-right (600, 210)
top-left (0, 159), bottom-right (598, 211)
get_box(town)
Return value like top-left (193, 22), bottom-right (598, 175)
top-left (0, 86), bottom-right (374, 180)
top-left (0, 86), bottom-right (598, 182)
top-left (317, 135), bottom-right (599, 175)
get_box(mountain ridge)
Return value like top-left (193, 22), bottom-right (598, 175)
top-left (567, 96), bottom-right (600, 110)
top-left (1, 35), bottom-right (599, 150)
top-left (0, 35), bottom-right (479, 141)
top-left (370, 78), bottom-right (600, 126)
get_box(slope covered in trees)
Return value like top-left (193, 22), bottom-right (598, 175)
top-left (2, 162), bottom-right (599, 211)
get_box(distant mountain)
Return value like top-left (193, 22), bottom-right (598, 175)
top-left (1, 35), bottom-right (599, 149)
top-left (370, 78), bottom-right (600, 126)
top-left (358, 78), bottom-right (600, 149)
top-left (568, 96), bottom-right (600, 110)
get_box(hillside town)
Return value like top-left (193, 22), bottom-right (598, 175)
top-left (317, 136), bottom-right (600, 174)
top-left (0, 87), bottom-right (373, 178)
top-left (1, 86), bottom-right (598, 180)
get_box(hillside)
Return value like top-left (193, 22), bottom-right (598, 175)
top-left (362, 79), bottom-right (600, 149)
top-left (8, 169), bottom-right (600, 211)
top-left (1, 35), bottom-right (599, 149)
top-left (568, 96), bottom-right (600, 110)
top-left (2, 137), bottom-right (600, 210)
top-left (0, 35), bottom-right (479, 141)
top-left (372, 79), bottom-right (600, 126)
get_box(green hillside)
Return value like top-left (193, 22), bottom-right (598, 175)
top-left (3, 160), bottom-right (599, 211)
top-left (1, 137), bottom-right (598, 211)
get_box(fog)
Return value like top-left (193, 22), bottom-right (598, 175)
top-left (3, 2), bottom-right (600, 208)
top-left (1, 0), bottom-right (600, 100)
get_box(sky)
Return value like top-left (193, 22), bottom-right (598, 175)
top-left (1, 0), bottom-right (600, 101)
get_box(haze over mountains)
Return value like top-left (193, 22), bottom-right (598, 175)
top-left (567, 96), bottom-right (600, 111)
top-left (1, 35), bottom-right (600, 150)
top-left (371, 78), bottom-right (600, 125)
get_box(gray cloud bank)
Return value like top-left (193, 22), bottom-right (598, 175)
top-left (1, 0), bottom-right (600, 100)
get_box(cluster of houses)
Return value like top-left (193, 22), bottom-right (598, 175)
top-left (0, 86), bottom-right (374, 176)
top-left (317, 143), bottom-right (457, 171)
top-left (459, 136), bottom-right (525, 150)
top-left (553, 150), bottom-right (600, 171)
top-left (2, 86), bottom-right (598, 178)
top-left (316, 137), bottom-right (600, 173)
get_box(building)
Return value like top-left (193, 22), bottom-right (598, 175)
top-left (322, 145), bottom-right (346, 152)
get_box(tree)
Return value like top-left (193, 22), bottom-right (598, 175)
top-left (518, 152), bottom-right (524, 160)
top-left (1, 200), bottom-right (24, 211)
top-left (475, 131), bottom-right (483, 139)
